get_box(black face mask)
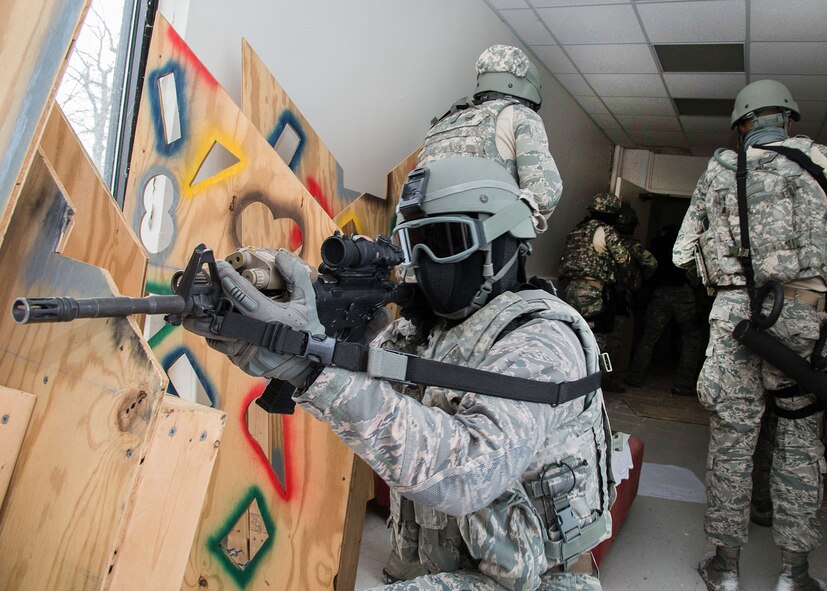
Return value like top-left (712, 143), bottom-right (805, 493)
top-left (414, 235), bottom-right (521, 318)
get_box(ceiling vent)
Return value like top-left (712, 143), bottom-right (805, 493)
top-left (654, 44), bottom-right (744, 73)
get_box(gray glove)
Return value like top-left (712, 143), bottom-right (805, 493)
top-left (184, 250), bottom-right (325, 387)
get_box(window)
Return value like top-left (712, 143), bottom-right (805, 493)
top-left (57, 0), bottom-right (157, 205)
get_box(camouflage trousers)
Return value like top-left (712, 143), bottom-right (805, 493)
top-left (699, 289), bottom-right (826, 552)
top-left (563, 279), bottom-right (608, 352)
top-left (627, 285), bottom-right (704, 389)
top-left (367, 571), bottom-right (601, 590)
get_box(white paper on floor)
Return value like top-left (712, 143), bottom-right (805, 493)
top-left (638, 463), bottom-right (706, 504)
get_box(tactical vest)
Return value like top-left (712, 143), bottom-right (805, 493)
top-left (699, 137), bottom-right (827, 287)
top-left (559, 219), bottom-right (617, 282)
top-left (389, 290), bottom-right (613, 584)
top-left (417, 98), bottom-right (520, 181)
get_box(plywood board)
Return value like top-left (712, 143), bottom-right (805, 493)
top-left (123, 15), bottom-right (356, 591)
top-left (39, 105), bottom-right (148, 298)
top-left (0, 0), bottom-right (89, 250)
top-left (0, 386), bottom-right (36, 509)
top-left (0, 152), bottom-right (168, 590)
top-left (105, 395), bottom-right (227, 591)
top-left (241, 39), bottom-right (363, 219)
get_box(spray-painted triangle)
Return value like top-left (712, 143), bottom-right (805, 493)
top-left (190, 140), bottom-right (242, 188)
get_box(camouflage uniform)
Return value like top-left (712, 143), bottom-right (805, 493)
top-left (673, 137), bottom-right (827, 553)
top-left (626, 226), bottom-right (702, 391)
top-left (417, 46), bottom-right (563, 230)
top-left (295, 290), bottom-right (614, 590)
top-left (560, 219), bottom-right (631, 352)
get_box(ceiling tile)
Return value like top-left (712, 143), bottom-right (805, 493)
top-left (617, 115), bottom-right (682, 132)
top-left (751, 42), bottom-right (827, 75)
top-left (564, 44), bottom-right (658, 74)
top-left (554, 73), bottom-right (595, 95)
top-left (536, 5), bottom-right (645, 44)
top-left (637, 0), bottom-right (746, 43)
top-left (531, 45), bottom-right (577, 74)
top-left (584, 73), bottom-right (668, 97)
top-left (601, 127), bottom-right (636, 147)
top-left (603, 96), bottom-right (676, 116)
top-left (680, 116), bottom-right (732, 134)
top-left (629, 130), bottom-right (690, 147)
top-left (574, 95), bottom-right (610, 115)
top-left (756, 75), bottom-right (827, 100)
top-left (490, 0), bottom-right (529, 7)
top-left (750, 0), bottom-right (827, 42)
top-left (664, 73), bottom-right (746, 99)
top-left (590, 113), bottom-right (623, 130)
top-left (499, 9), bottom-right (555, 44)
top-left (531, 0), bottom-right (629, 6)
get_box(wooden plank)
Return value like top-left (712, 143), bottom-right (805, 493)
top-left (334, 458), bottom-right (375, 591)
top-left (0, 386), bottom-right (36, 509)
top-left (0, 152), bottom-right (167, 590)
top-left (104, 395), bottom-right (227, 591)
top-left (39, 105), bottom-right (148, 298)
top-left (0, 0), bottom-right (89, 251)
top-left (123, 16), bottom-right (355, 591)
top-left (241, 39), bottom-right (363, 219)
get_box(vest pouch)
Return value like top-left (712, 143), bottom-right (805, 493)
top-left (389, 492), bottom-right (423, 565)
top-left (746, 172), bottom-right (801, 285)
top-left (413, 503), bottom-right (468, 574)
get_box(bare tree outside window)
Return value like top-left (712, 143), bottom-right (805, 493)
top-left (57, 0), bottom-right (132, 186)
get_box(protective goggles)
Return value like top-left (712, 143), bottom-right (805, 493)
top-left (393, 215), bottom-right (484, 265)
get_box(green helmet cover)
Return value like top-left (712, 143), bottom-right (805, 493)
top-left (730, 79), bottom-right (800, 129)
top-left (475, 45), bottom-right (542, 107)
top-left (396, 156), bottom-right (536, 240)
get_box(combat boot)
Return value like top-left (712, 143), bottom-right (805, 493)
top-left (698, 545), bottom-right (740, 591)
top-left (775, 549), bottom-right (827, 591)
top-left (382, 550), bottom-right (427, 584)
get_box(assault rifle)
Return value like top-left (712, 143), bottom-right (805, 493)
top-left (12, 234), bottom-right (417, 413)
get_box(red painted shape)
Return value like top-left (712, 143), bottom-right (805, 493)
top-left (305, 176), bottom-right (333, 216)
top-left (240, 384), bottom-right (292, 501)
top-left (165, 23), bottom-right (219, 88)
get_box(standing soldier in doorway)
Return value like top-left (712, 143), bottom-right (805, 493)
top-left (560, 192), bottom-right (632, 379)
top-left (673, 79), bottom-right (827, 591)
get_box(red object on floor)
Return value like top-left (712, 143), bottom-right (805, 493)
top-left (372, 435), bottom-right (645, 567)
top-left (592, 435), bottom-right (644, 566)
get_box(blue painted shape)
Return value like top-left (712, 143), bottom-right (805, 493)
top-left (267, 110), bottom-right (306, 171)
top-left (161, 346), bottom-right (217, 407)
top-left (0, 0), bottom-right (87, 223)
top-left (146, 61), bottom-right (188, 157)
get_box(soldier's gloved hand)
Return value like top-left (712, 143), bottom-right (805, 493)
top-left (183, 251), bottom-right (324, 387)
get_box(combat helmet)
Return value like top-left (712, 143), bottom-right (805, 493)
top-left (730, 79), bottom-right (800, 129)
top-left (394, 157), bottom-right (536, 318)
top-left (475, 45), bottom-right (542, 108)
top-left (588, 192), bottom-right (622, 215)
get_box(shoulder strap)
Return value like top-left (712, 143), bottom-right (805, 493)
top-left (754, 144), bottom-right (827, 195)
top-left (735, 148), bottom-right (759, 318)
top-left (218, 310), bottom-right (602, 406)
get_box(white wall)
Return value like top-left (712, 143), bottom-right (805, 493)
top-left (159, 0), bottom-right (612, 276)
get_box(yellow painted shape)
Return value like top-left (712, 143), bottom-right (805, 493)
top-left (336, 211), bottom-right (363, 235)
top-left (183, 131), bottom-right (247, 198)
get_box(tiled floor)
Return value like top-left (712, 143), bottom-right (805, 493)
top-left (354, 366), bottom-right (827, 590)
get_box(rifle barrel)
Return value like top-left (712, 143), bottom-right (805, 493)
top-left (12, 295), bottom-right (187, 324)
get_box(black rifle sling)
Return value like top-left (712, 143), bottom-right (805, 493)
top-left (218, 310), bottom-right (602, 406)
top-left (735, 147), bottom-right (758, 316)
